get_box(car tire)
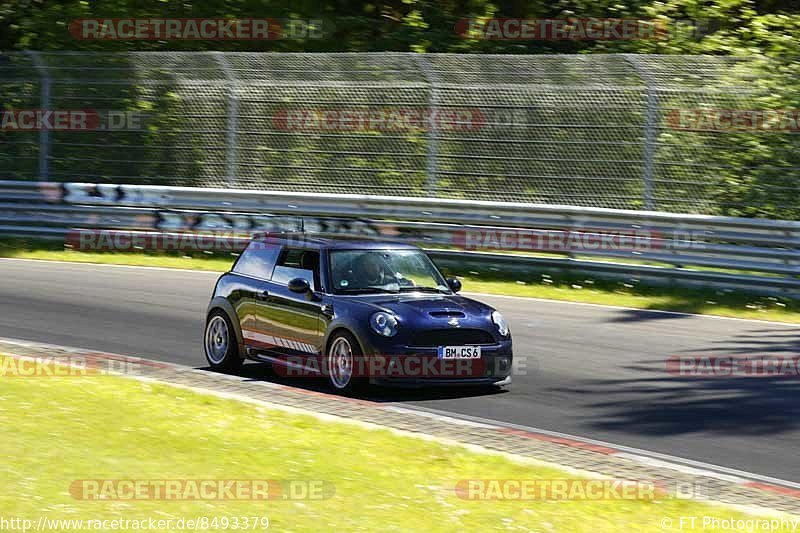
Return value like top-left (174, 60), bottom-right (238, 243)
top-left (325, 331), bottom-right (366, 395)
top-left (204, 310), bottom-right (243, 373)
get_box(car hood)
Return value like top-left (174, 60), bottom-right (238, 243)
top-left (352, 293), bottom-right (494, 319)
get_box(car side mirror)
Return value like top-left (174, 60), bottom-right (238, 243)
top-left (446, 278), bottom-right (462, 293)
top-left (288, 277), bottom-right (311, 294)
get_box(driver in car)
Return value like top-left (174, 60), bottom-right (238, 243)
top-left (359, 252), bottom-right (390, 286)
top-left (357, 252), bottom-right (415, 288)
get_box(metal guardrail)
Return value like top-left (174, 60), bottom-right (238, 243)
top-left (1, 180), bottom-right (799, 295)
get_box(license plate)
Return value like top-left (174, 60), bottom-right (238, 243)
top-left (437, 346), bottom-right (482, 359)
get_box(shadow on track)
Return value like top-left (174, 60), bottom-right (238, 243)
top-left (550, 328), bottom-right (800, 437)
top-left (198, 361), bottom-right (507, 402)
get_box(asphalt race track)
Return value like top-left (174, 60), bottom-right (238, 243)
top-left (2, 258), bottom-right (799, 481)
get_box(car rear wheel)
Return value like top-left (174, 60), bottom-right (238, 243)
top-left (204, 310), bottom-right (242, 372)
top-left (326, 331), bottom-right (365, 394)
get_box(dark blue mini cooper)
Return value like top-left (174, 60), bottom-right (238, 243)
top-left (204, 236), bottom-right (513, 393)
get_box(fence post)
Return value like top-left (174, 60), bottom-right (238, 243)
top-left (415, 55), bottom-right (439, 198)
top-left (625, 55), bottom-right (658, 211)
top-left (213, 52), bottom-right (239, 188)
top-left (25, 51), bottom-right (51, 181)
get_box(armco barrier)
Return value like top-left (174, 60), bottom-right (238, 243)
top-left (1, 181), bottom-right (799, 295)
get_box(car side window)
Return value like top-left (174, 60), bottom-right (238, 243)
top-left (231, 241), bottom-right (281, 280)
top-left (271, 248), bottom-right (319, 291)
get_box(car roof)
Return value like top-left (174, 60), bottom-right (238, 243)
top-left (251, 233), bottom-right (421, 251)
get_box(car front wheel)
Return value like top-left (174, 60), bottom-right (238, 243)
top-left (325, 331), bottom-right (365, 394)
top-left (204, 310), bottom-right (243, 372)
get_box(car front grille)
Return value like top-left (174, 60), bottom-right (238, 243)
top-left (409, 328), bottom-right (495, 347)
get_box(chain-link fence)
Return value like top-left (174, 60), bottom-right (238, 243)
top-left (1, 52), bottom-right (797, 217)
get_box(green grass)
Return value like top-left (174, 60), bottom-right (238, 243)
top-left (3, 237), bottom-right (800, 323)
top-left (0, 358), bottom-right (790, 532)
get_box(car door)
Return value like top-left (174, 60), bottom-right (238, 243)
top-left (227, 239), bottom-right (281, 344)
top-left (256, 247), bottom-right (326, 368)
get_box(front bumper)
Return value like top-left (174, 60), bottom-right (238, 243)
top-left (359, 338), bottom-right (513, 386)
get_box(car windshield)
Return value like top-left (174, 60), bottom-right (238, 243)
top-left (329, 249), bottom-right (450, 295)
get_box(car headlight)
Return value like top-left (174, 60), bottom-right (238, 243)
top-left (491, 311), bottom-right (509, 336)
top-left (370, 312), bottom-right (398, 337)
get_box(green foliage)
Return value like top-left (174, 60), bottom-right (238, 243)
top-left (0, 1), bottom-right (796, 56)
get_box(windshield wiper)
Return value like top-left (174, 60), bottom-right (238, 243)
top-left (398, 286), bottom-right (447, 293)
top-left (338, 287), bottom-right (398, 294)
